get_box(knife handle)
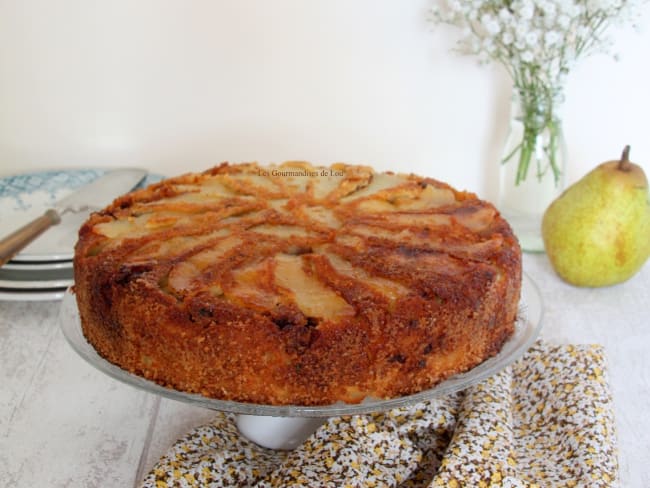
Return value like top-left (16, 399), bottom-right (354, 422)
top-left (0, 209), bottom-right (61, 267)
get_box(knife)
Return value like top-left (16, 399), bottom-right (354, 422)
top-left (0, 168), bottom-right (148, 266)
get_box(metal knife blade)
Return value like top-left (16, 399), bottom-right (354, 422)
top-left (54, 168), bottom-right (147, 214)
top-left (0, 168), bottom-right (148, 266)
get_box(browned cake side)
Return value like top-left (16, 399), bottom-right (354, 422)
top-left (73, 162), bottom-right (522, 405)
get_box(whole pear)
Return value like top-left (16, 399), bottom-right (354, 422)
top-left (542, 145), bottom-right (650, 287)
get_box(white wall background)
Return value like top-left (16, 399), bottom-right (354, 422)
top-left (0, 0), bottom-right (649, 202)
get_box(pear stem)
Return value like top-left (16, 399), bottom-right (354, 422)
top-left (618, 145), bottom-right (632, 172)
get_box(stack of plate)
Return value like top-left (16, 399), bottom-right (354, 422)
top-left (0, 169), bottom-right (159, 301)
top-left (0, 259), bottom-right (74, 301)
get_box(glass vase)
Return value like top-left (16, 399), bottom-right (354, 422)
top-left (497, 89), bottom-right (567, 253)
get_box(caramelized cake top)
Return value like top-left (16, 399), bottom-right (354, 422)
top-left (78, 161), bottom-right (514, 326)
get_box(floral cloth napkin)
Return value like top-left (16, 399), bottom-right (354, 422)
top-left (141, 341), bottom-right (618, 487)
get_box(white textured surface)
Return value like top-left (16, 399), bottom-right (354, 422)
top-left (0, 253), bottom-right (649, 487)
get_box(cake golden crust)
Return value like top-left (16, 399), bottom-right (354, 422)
top-left (73, 162), bottom-right (522, 405)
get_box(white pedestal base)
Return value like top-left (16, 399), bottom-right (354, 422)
top-left (235, 415), bottom-right (326, 450)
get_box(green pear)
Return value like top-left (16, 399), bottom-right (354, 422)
top-left (542, 145), bottom-right (650, 287)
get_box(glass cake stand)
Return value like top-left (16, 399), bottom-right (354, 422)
top-left (58, 274), bottom-right (543, 449)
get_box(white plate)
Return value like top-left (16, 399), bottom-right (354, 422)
top-left (0, 169), bottom-right (162, 262)
top-left (0, 287), bottom-right (67, 302)
top-left (0, 265), bottom-right (74, 289)
top-left (1, 260), bottom-right (73, 271)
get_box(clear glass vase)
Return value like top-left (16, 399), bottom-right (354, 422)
top-left (497, 89), bottom-right (567, 253)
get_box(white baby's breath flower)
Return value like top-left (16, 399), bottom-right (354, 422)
top-left (514, 22), bottom-right (529, 40)
top-left (557, 14), bottom-right (572, 30)
top-left (544, 31), bottom-right (562, 47)
top-left (520, 50), bottom-right (535, 63)
top-left (520, 5), bottom-right (535, 20)
top-left (542, 1), bottom-right (557, 17)
top-left (481, 13), bottom-right (502, 35)
top-left (525, 31), bottom-right (539, 47)
top-left (570, 2), bottom-right (585, 17)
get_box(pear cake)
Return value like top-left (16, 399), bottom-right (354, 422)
top-left (73, 162), bottom-right (522, 406)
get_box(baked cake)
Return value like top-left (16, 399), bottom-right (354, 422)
top-left (73, 162), bottom-right (522, 405)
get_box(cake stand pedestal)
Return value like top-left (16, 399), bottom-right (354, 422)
top-left (235, 415), bottom-right (326, 450)
top-left (58, 274), bottom-right (542, 451)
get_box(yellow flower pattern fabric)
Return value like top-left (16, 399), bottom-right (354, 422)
top-left (141, 341), bottom-right (618, 487)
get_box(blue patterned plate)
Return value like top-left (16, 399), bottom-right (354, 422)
top-left (0, 169), bottom-right (161, 263)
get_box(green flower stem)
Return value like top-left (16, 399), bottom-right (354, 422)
top-left (547, 118), bottom-right (562, 186)
top-left (516, 123), bottom-right (536, 185)
top-left (502, 82), bottom-right (563, 187)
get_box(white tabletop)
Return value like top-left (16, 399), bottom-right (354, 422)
top-left (1, 253), bottom-right (648, 487)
